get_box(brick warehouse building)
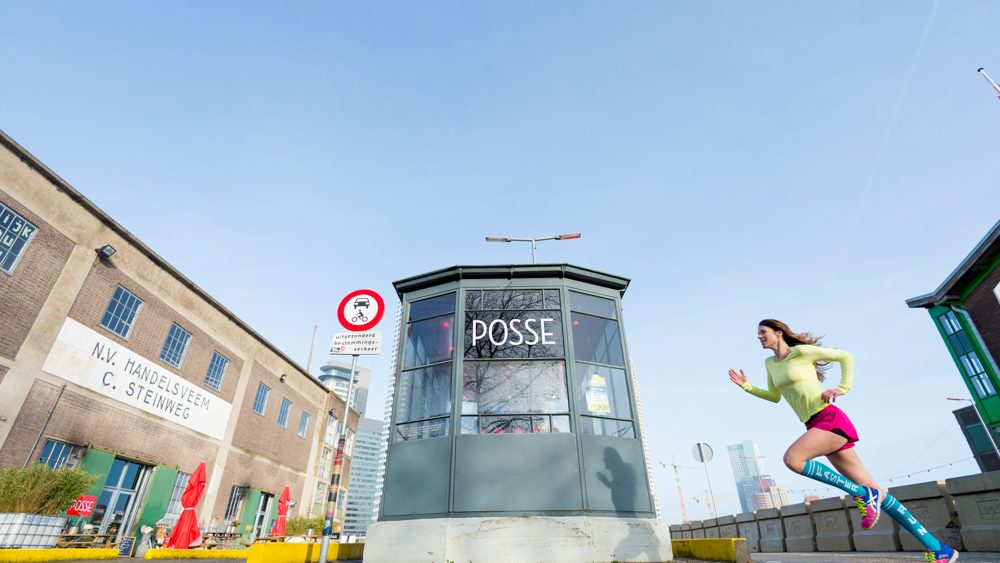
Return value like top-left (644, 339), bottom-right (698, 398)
top-left (0, 129), bottom-right (359, 543)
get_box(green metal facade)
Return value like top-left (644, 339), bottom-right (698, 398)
top-left (929, 305), bottom-right (1000, 427)
top-left (380, 265), bottom-right (656, 520)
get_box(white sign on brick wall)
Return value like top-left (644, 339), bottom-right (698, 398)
top-left (42, 318), bottom-right (232, 440)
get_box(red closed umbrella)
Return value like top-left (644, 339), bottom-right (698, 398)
top-left (166, 461), bottom-right (206, 549)
top-left (270, 486), bottom-right (290, 536)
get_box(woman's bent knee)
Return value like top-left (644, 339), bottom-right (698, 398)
top-left (783, 453), bottom-right (804, 473)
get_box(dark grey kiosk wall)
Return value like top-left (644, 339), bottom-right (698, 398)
top-left (380, 264), bottom-right (656, 521)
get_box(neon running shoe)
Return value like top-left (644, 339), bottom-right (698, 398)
top-left (924, 544), bottom-right (958, 562)
top-left (853, 486), bottom-right (886, 529)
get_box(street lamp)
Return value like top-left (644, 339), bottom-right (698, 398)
top-left (947, 397), bottom-right (1000, 462)
top-left (485, 233), bottom-right (581, 264)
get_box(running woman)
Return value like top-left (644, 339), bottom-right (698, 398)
top-left (728, 319), bottom-right (958, 563)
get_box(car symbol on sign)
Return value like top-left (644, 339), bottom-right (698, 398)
top-left (354, 297), bottom-right (371, 309)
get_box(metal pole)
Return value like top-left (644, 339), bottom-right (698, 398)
top-left (530, 238), bottom-right (537, 263)
top-left (24, 384), bottom-right (66, 468)
top-left (698, 444), bottom-right (717, 519)
top-left (319, 354), bottom-right (358, 563)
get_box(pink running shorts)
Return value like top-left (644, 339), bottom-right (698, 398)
top-left (805, 404), bottom-right (860, 451)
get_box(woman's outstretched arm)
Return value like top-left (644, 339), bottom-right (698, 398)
top-left (729, 368), bottom-right (781, 403)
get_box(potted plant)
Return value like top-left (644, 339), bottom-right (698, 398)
top-left (0, 464), bottom-right (95, 548)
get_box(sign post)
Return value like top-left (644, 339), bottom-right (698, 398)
top-left (319, 289), bottom-right (384, 563)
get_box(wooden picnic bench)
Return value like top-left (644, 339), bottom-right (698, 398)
top-left (55, 532), bottom-right (118, 548)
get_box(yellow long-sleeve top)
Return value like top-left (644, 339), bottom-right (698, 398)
top-left (740, 344), bottom-right (854, 423)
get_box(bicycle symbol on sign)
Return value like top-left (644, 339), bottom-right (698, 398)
top-left (351, 297), bottom-right (371, 323)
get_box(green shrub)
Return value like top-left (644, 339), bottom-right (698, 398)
top-left (285, 516), bottom-right (331, 535)
top-left (0, 464), bottom-right (96, 515)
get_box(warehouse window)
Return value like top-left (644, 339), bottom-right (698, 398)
top-left (37, 439), bottom-right (81, 470)
top-left (252, 383), bottom-right (270, 415)
top-left (204, 352), bottom-right (229, 391)
top-left (100, 286), bottom-right (143, 339)
top-left (224, 485), bottom-right (248, 522)
top-left (298, 411), bottom-right (311, 438)
top-left (161, 471), bottom-right (191, 525)
top-left (277, 398), bottom-right (291, 427)
top-left (938, 310), bottom-right (998, 400)
top-left (159, 323), bottom-right (192, 368)
top-left (0, 203), bottom-right (37, 274)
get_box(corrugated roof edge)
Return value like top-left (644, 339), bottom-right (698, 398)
top-left (392, 264), bottom-right (630, 299)
top-left (0, 129), bottom-right (332, 395)
top-left (906, 218), bottom-right (1000, 309)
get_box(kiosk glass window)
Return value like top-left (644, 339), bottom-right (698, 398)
top-left (396, 293), bottom-right (455, 442)
top-left (570, 291), bottom-right (634, 438)
top-left (462, 289), bottom-right (570, 434)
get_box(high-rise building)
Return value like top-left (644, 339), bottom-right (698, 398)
top-left (728, 440), bottom-right (787, 512)
top-left (319, 359), bottom-right (372, 417)
top-left (343, 417), bottom-right (386, 537)
top-left (371, 305), bottom-right (401, 523)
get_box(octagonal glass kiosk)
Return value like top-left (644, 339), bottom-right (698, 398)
top-left (365, 265), bottom-right (672, 563)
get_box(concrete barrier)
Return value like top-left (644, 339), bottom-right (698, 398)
top-left (703, 517), bottom-right (720, 538)
top-left (717, 515), bottom-right (737, 539)
top-left (0, 548), bottom-right (118, 561)
top-left (736, 511), bottom-right (760, 552)
top-left (669, 524), bottom-right (682, 539)
top-left (848, 492), bottom-right (900, 552)
top-left (756, 508), bottom-right (785, 553)
top-left (690, 520), bottom-right (705, 539)
top-left (670, 538), bottom-right (751, 563)
top-left (946, 469), bottom-right (1000, 551)
top-left (680, 522), bottom-right (692, 539)
top-left (809, 496), bottom-right (854, 552)
top-left (892, 480), bottom-right (963, 552)
top-left (780, 502), bottom-right (816, 552)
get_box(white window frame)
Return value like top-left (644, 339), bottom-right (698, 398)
top-left (277, 398), bottom-right (291, 427)
top-left (159, 323), bottom-right (192, 368)
top-left (100, 285), bottom-right (143, 339)
top-left (0, 202), bottom-right (38, 275)
top-left (252, 383), bottom-right (270, 415)
top-left (204, 351), bottom-right (229, 391)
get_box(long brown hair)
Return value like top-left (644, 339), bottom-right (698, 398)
top-left (759, 318), bottom-right (828, 382)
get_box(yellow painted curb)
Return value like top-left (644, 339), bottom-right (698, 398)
top-left (0, 548), bottom-right (118, 562)
top-left (671, 538), bottom-right (750, 563)
top-left (145, 548), bottom-right (248, 559)
top-left (245, 542), bottom-right (364, 563)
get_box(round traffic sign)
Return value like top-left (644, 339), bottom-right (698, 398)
top-left (692, 442), bottom-right (713, 463)
top-left (337, 289), bottom-right (385, 332)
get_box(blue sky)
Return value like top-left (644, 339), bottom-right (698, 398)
top-left (2, 1), bottom-right (999, 523)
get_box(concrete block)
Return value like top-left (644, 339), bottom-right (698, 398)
top-left (681, 522), bottom-right (692, 539)
top-left (717, 515), bottom-right (737, 539)
top-left (669, 524), bottom-right (681, 539)
top-left (736, 512), bottom-right (760, 552)
top-left (671, 538), bottom-right (751, 563)
top-left (690, 519), bottom-right (705, 539)
top-left (780, 502), bottom-right (816, 552)
top-left (946, 470), bottom-right (1000, 552)
top-left (756, 508), bottom-right (785, 553)
top-left (703, 517), bottom-right (720, 538)
top-left (808, 496), bottom-right (854, 552)
top-left (893, 480), bottom-right (963, 552)
top-left (848, 493), bottom-right (900, 552)
top-left (365, 516), bottom-right (674, 563)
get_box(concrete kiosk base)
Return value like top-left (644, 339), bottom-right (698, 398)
top-left (364, 516), bottom-right (674, 563)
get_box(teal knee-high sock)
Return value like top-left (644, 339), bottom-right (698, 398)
top-left (881, 493), bottom-right (943, 552)
top-left (801, 459), bottom-right (865, 497)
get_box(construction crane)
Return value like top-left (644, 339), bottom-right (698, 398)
top-left (692, 490), bottom-right (735, 519)
top-left (660, 456), bottom-right (697, 524)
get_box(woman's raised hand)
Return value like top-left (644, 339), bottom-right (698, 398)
top-left (728, 369), bottom-right (747, 387)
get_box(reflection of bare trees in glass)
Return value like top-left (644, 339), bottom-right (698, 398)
top-left (396, 363), bottom-right (452, 423)
top-left (463, 361), bottom-right (567, 415)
